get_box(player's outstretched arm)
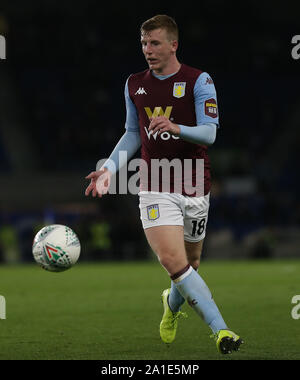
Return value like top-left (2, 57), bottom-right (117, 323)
top-left (85, 130), bottom-right (141, 198)
top-left (85, 167), bottom-right (112, 198)
top-left (85, 77), bottom-right (140, 199)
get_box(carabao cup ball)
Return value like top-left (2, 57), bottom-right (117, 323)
top-left (32, 224), bottom-right (81, 272)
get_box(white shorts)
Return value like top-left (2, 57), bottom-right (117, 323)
top-left (138, 191), bottom-right (210, 242)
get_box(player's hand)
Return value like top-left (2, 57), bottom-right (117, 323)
top-left (85, 167), bottom-right (112, 198)
top-left (148, 116), bottom-right (180, 136)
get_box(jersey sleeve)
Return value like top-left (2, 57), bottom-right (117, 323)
top-left (194, 72), bottom-right (219, 126)
top-left (178, 123), bottom-right (216, 145)
top-left (124, 77), bottom-right (140, 132)
top-left (97, 130), bottom-right (141, 174)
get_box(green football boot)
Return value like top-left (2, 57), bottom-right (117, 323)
top-left (211, 329), bottom-right (244, 354)
top-left (160, 288), bottom-right (187, 344)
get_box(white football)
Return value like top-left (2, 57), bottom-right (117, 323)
top-left (32, 224), bottom-right (80, 272)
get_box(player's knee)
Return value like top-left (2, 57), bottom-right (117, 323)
top-left (158, 252), bottom-right (187, 274)
top-left (158, 253), bottom-right (175, 271)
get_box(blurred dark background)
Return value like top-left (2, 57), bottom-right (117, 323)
top-left (0, 0), bottom-right (299, 263)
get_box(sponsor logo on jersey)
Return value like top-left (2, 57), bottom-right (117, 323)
top-left (135, 87), bottom-right (147, 95)
top-left (173, 82), bottom-right (186, 98)
top-left (144, 106), bottom-right (179, 141)
top-left (144, 126), bottom-right (179, 141)
top-left (147, 204), bottom-right (160, 221)
top-left (144, 106), bottom-right (172, 119)
top-left (204, 98), bottom-right (218, 118)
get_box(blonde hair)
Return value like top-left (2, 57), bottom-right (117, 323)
top-left (140, 14), bottom-right (178, 41)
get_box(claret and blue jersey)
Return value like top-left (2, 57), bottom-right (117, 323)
top-left (102, 64), bottom-right (219, 196)
top-left (125, 65), bottom-right (219, 133)
top-left (126, 63), bottom-right (219, 195)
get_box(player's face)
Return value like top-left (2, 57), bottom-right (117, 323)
top-left (141, 28), bottom-right (177, 74)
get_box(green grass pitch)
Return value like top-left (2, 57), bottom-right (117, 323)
top-left (0, 259), bottom-right (300, 360)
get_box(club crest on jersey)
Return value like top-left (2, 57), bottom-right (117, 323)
top-left (173, 82), bottom-right (186, 98)
top-left (147, 204), bottom-right (160, 221)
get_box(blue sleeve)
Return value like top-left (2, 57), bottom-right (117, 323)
top-left (124, 77), bottom-right (140, 132)
top-left (95, 78), bottom-right (141, 174)
top-left (96, 130), bottom-right (141, 174)
top-left (177, 72), bottom-right (219, 145)
top-left (194, 72), bottom-right (219, 126)
top-left (178, 123), bottom-right (216, 145)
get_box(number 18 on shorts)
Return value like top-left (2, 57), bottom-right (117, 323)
top-left (139, 191), bottom-right (210, 242)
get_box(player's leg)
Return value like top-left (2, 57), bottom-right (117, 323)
top-left (174, 194), bottom-right (243, 354)
top-left (145, 222), bottom-right (229, 344)
top-left (140, 192), bottom-right (226, 334)
top-left (168, 239), bottom-right (204, 312)
top-left (140, 192), bottom-right (243, 353)
top-left (185, 239), bottom-right (204, 270)
top-left (139, 192), bottom-right (187, 275)
top-left (139, 192), bottom-right (189, 344)
top-left (140, 192), bottom-right (197, 312)
top-left (144, 224), bottom-right (189, 344)
top-left (144, 225), bottom-right (188, 275)
top-left (183, 243), bottom-right (243, 354)
top-left (167, 192), bottom-right (208, 314)
top-left (142, 204), bottom-right (227, 333)
top-left (144, 226), bottom-right (205, 300)
top-left (163, 218), bottom-right (228, 338)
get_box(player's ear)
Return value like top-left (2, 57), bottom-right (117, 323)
top-left (171, 39), bottom-right (178, 53)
